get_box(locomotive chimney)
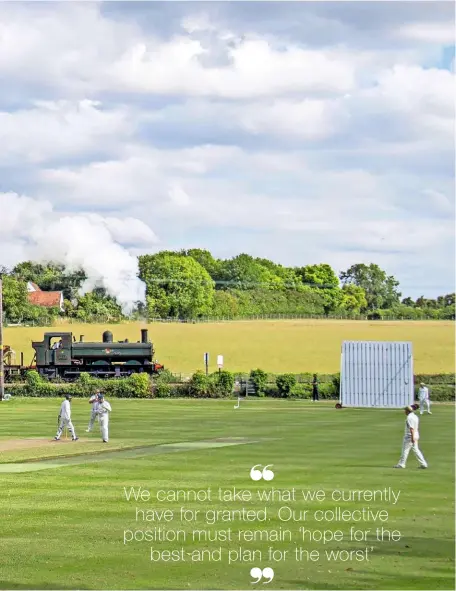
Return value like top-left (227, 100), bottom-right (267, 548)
top-left (141, 329), bottom-right (148, 343)
top-left (103, 331), bottom-right (113, 343)
top-left (80, 335), bottom-right (84, 342)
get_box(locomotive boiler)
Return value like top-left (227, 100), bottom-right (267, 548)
top-left (31, 328), bottom-right (163, 380)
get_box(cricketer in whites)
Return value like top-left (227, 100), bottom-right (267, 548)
top-left (55, 394), bottom-right (78, 441)
top-left (86, 392), bottom-right (100, 432)
top-left (395, 405), bottom-right (428, 469)
top-left (418, 382), bottom-right (432, 415)
top-left (96, 393), bottom-right (112, 443)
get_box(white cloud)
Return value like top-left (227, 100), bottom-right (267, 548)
top-left (168, 183), bottom-right (191, 206)
top-left (0, 3), bottom-right (358, 98)
top-left (0, 100), bottom-right (133, 164)
top-left (0, 2), bottom-right (454, 298)
top-left (109, 37), bottom-right (357, 98)
top-left (396, 22), bottom-right (455, 44)
top-left (236, 98), bottom-right (350, 139)
top-left (371, 65), bottom-right (454, 120)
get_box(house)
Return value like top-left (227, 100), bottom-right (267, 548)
top-left (27, 281), bottom-right (65, 312)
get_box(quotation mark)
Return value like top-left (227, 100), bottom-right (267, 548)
top-left (250, 464), bottom-right (274, 481)
top-left (250, 567), bottom-right (274, 584)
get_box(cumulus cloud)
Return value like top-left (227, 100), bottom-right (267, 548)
top-left (396, 22), bottom-right (455, 44)
top-left (0, 100), bottom-right (134, 165)
top-left (0, 1), bottom-right (454, 298)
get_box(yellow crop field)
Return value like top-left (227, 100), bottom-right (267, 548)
top-left (4, 319), bottom-right (455, 374)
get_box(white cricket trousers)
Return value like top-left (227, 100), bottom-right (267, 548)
top-left (398, 436), bottom-right (427, 468)
top-left (87, 408), bottom-right (98, 431)
top-left (420, 398), bottom-right (431, 414)
top-left (56, 418), bottom-right (76, 440)
top-left (99, 414), bottom-right (109, 442)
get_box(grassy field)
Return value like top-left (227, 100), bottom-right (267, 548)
top-left (4, 319), bottom-right (455, 374)
top-left (0, 398), bottom-right (454, 590)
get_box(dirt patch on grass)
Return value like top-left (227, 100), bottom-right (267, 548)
top-left (0, 438), bottom-right (81, 452)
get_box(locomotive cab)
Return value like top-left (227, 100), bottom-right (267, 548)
top-left (32, 332), bottom-right (73, 367)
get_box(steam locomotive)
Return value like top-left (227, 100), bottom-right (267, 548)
top-left (3, 328), bottom-right (163, 381)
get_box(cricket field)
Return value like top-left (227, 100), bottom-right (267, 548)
top-left (4, 319), bottom-right (455, 374)
top-left (0, 398), bottom-right (454, 590)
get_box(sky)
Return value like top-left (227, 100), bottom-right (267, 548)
top-left (0, 0), bottom-right (454, 300)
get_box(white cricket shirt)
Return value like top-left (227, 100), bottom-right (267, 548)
top-left (418, 387), bottom-right (429, 401)
top-left (98, 400), bottom-right (112, 415)
top-left (60, 400), bottom-right (71, 420)
top-left (404, 412), bottom-right (420, 440)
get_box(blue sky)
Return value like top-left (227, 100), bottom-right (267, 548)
top-left (0, 0), bottom-right (454, 299)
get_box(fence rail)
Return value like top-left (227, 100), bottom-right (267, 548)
top-left (5, 312), bottom-right (454, 327)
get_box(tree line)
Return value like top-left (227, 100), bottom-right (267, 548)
top-left (1, 250), bottom-right (454, 324)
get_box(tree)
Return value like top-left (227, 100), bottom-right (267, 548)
top-left (401, 297), bottom-right (415, 307)
top-left (183, 249), bottom-right (222, 280)
top-left (296, 264), bottom-right (339, 288)
top-left (1, 275), bottom-right (29, 322)
top-left (254, 258), bottom-right (302, 289)
top-left (295, 264), bottom-right (341, 313)
top-left (73, 291), bottom-right (124, 321)
top-left (340, 284), bottom-right (368, 313)
top-left (139, 253), bottom-right (215, 318)
top-left (443, 293), bottom-right (455, 307)
top-left (211, 290), bottom-right (240, 317)
top-left (339, 263), bottom-right (401, 311)
top-left (219, 254), bottom-right (284, 290)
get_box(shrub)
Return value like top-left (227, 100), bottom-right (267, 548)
top-left (212, 370), bottom-right (235, 397)
top-left (188, 371), bottom-right (213, 398)
top-left (289, 383), bottom-right (311, 399)
top-left (5, 370), bottom-right (454, 402)
top-left (25, 371), bottom-right (60, 397)
top-left (249, 369), bottom-right (268, 394)
top-left (155, 382), bottom-right (172, 398)
top-left (155, 368), bottom-right (176, 384)
top-left (74, 372), bottom-right (102, 397)
top-left (276, 373), bottom-right (297, 398)
top-left (414, 374), bottom-right (455, 385)
top-left (332, 373), bottom-right (340, 396)
top-left (264, 385), bottom-right (279, 398)
top-left (318, 382), bottom-right (338, 399)
top-left (127, 373), bottom-right (152, 398)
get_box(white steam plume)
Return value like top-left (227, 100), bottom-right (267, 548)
top-left (0, 192), bottom-right (158, 313)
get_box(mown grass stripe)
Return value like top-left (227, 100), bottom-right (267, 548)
top-left (0, 437), bottom-right (259, 472)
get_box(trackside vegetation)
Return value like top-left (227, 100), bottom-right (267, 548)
top-left (6, 370), bottom-right (455, 401)
top-left (2, 255), bottom-right (455, 324)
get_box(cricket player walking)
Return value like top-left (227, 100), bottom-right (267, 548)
top-left (394, 405), bottom-right (428, 469)
top-left (86, 392), bottom-right (100, 432)
top-left (418, 382), bottom-right (432, 415)
top-left (55, 394), bottom-right (78, 441)
top-left (96, 393), bottom-right (112, 443)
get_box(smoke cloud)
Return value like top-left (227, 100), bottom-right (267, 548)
top-left (0, 192), bottom-right (158, 313)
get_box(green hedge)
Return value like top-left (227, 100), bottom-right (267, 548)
top-left (414, 374), bottom-right (455, 385)
top-left (5, 370), bottom-right (455, 402)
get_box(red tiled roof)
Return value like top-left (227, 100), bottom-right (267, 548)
top-left (28, 291), bottom-right (62, 308)
top-left (28, 282), bottom-right (41, 291)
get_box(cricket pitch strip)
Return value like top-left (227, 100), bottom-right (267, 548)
top-left (0, 437), bottom-right (260, 473)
